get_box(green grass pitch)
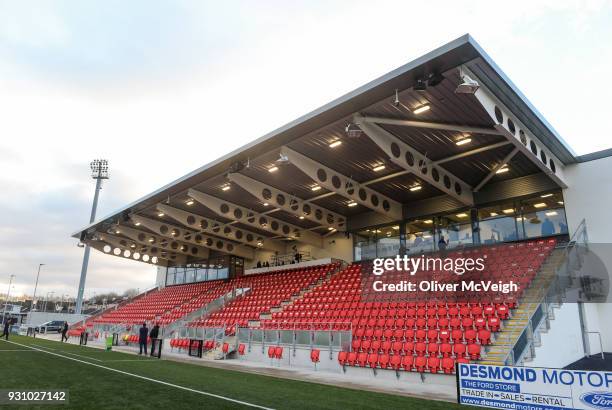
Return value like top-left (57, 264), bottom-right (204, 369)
top-left (0, 335), bottom-right (465, 409)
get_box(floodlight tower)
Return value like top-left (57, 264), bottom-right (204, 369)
top-left (75, 159), bottom-right (109, 314)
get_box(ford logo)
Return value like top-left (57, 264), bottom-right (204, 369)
top-left (581, 392), bottom-right (612, 409)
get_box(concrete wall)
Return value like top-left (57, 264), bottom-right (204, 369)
top-left (247, 232), bottom-right (353, 270)
top-left (563, 155), bottom-right (612, 242)
top-left (241, 343), bottom-right (455, 386)
top-left (294, 232), bottom-right (353, 263)
top-left (250, 249), bottom-right (279, 269)
top-left (530, 303), bottom-right (584, 368)
top-left (563, 156), bottom-right (612, 354)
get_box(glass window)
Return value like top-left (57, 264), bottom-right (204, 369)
top-left (175, 269), bottom-right (185, 284)
top-left (405, 219), bottom-right (434, 255)
top-left (520, 192), bottom-right (568, 238)
top-left (166, 270), bottom-right (175, 286)
top-left (437, 213), bottom-right (473, 250)
top-left (196, 266), bottom-right (207, 282)
top-left (376, 226), bottom-right (401, 258)
top-left (478, 204), bottom-right (519, 244)
top-left (186, 268), bottom-right (196, 284)
top-left (354, 229), bottom-right (377, 261)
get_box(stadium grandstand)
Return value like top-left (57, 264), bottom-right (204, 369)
top-left (66, 34), bottom-right (610, 400)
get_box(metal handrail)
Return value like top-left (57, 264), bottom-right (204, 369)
top-left (504, 219), bottom-right (588, 365)
top-left (585, 331), bottom-right (605, 360)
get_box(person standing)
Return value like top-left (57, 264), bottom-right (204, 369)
top-left (1, 317), bottom-right (10, 340)
top-left (149, 324), bottom-right (160, 357)
top-left (61, 322), bottom-right (69, 343)
top-left (138, 323), bottom-right (149, 355)
top-left (438, 235), bottom-right (448, 251)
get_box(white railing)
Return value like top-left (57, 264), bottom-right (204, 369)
top-left (505, 219), bottom-right (589, 365)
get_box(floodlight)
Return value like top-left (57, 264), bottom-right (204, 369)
top-left (455, 68), bottom-right (480, 94)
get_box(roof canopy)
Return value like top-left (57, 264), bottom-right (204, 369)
top-left (74, 34), bottom-right (577, 267)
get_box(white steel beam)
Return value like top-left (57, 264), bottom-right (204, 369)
top-left (433, 141), bottom-right (512, 165)
top-left (187, 189), bottom-right (322, 248)
top-left (91, 233), bottom-right (173, 266)
top-left (130, 215), bottom-right (254, 260)
top-left (227, 173), bottom-right (346, 231)
top-left (280, 146), bottom-right (403, 220)
top-left (88, 239), bottom-right (171, 266)
top-left (462, 65), bottom-right (567, 188)
top-left (156, 203), bottom-right (285, 253)
top-left (356, 115), bottom-right (474, 205)
top-left (357, 115), bottom-right (502, 136)
top-left (474, 147), bottom-right (519, 192)
top-left (112, 224), bottom-right (212, 261)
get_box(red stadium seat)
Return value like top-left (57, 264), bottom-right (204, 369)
top-left (465, 329), bottom-right (477, 344)
top-left (478, 329), bottom-right (492, 345)
top-left (367, 353), bottom-right (379, 368)
top-left (379, 354), bottom-right (390, 369)
top-left (338, 351), bottom-right (348, 366)
top-left (238, 343), bottom-right (246, 355)
top-left (357, 352), bottom-right (368, 367)
top-left (389, 355), bottom-right (401, 370)
top-left (347, 352), bottom-right (357, 366)
top-left (310, 349), bottom-right (320, 363)
top-left (427, 356), bottom-right (440, 373)
top-left (454, 343), bottom-right (467, 359)
top-left (441, 357), bottom-right (455, 374)
top-left (401, 355), bottom-right (414, 372)
top-left (488, 317), bottom-right (501, 332)
top-left (415, 342), bottom-right (427, 356)
top-left (467, 344), bottom-right (481, 360)
top-left (440, 343), bottom-right (452, 358)
top-left (414, 356), bottom-right (427, 372)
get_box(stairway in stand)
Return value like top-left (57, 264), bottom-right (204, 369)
top-left (480, 248), bottom-right (567, 365)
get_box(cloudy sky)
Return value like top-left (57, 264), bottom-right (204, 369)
top-left (1, 0), bottom-right (611, 300)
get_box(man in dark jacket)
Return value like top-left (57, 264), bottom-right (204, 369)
top-left (138, 323), bottom-right (148, 355)
top-left (61, 322), bottom-right (69, 343)
top-left (1, 317), bottom-right (10, 340)
top-left (149, 324), bottom-right (160, 356)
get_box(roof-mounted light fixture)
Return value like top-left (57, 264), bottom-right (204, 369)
top-left (496, 166), bottom-right (510, 174)
top-left (413, 104), bottom-right (430, 115)
top-left (414, 78), bottom-right (427, 92)
top-left (456, 137), bottom-right (472, 146)
top-left (345, 122), bottom-right (362, 138)
top-left (455, 67), bottom-right (480, 94)
top-left (275, 153), bottom-right (290, 164)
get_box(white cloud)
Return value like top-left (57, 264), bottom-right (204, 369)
top-left (0, 0), bottom-right (610, 297)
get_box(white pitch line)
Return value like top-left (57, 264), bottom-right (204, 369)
top-left (1, 339), bottom-right (274, 410)
top-left (31, 344), bottom-right (55, 350)
top-left (0, 349), bottom-right (35, 352)
top-left (60, 351), bottom-right (104, 362)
